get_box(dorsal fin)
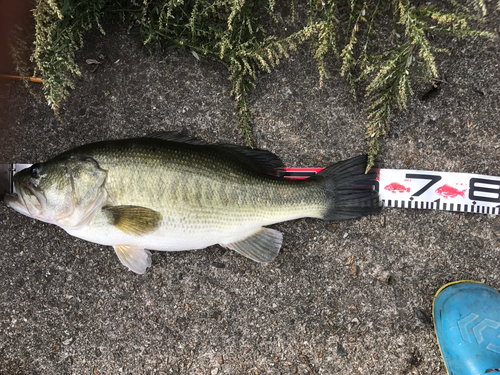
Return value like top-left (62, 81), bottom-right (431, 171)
top-left (146, 131), bottom-right (284, 176)
top-left (146, 131), bottom-right (208, 145)
top-left (214, 144), bottom-right (284, 176)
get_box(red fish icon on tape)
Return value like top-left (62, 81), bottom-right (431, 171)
top-left (282, 167), bottom-right (500, 215)
top-left (384, 182), bottom-right (410, 194)
top-left (435, 184), bottom-right (466, 199)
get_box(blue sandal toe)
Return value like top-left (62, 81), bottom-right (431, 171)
top-left (433, 281), bottom-right (500, 375)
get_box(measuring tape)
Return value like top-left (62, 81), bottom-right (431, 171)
top-left (282, 168), bottom-right (500, 216)
top-left (2, 164), bottom-right (499, 215)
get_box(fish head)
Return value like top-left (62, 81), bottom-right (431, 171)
top-left (5, 155), bottom-right (107, 228)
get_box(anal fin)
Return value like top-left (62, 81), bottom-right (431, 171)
top-left (223, 228), bottom-right (283, 263)
top-left (114, 244), bottom-right (152, 274)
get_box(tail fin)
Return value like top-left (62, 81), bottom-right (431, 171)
top-left (316, 155), bottom-right (382, 221)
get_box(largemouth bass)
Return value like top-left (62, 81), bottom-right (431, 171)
top-left (4, 132), bottom-right (381, 274)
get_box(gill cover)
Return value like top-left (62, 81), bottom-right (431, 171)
top-left (57, 155), bottom-right (107, 227)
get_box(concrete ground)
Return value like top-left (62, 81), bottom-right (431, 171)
top-left (0, 9), bottom-right (499, 375)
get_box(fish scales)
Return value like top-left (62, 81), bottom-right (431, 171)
top-left (75, 139), bottom-right (325, 229)
top-left (5, 133), bottom-right (381, 274)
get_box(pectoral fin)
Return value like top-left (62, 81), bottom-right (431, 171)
top-left (114, 244), bottom-right (152, 274)
top-left (103, 206), bottom-right (162, 236)
top-left (223, 227), bottom-right (283, 263)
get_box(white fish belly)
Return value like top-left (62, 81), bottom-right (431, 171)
top-left (63, 208), bottom-right (313, 251)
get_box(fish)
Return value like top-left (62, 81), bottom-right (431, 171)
top-left (435, 184), bottom-right (466, 199)
top-left (384, 182), bottom-right (410, 194)
top-left (4, 132), bottom-right (381, 274)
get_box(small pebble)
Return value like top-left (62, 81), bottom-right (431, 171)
top-left (415, 309), bottom-right (432, 324)
top-left (337, 342), bottom-right (347, 357)
top-left (349, 265), bottom-right (359, 279)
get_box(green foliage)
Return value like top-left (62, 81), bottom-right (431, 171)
top-left (358, 1), bottom-right (494, 170)
top-left (31, 0), bottom-right (108, 114)
top-left (20, 0), bottom-right (496, 161)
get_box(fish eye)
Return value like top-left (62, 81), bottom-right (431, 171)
top-left (30, 163), bottom-right (42, 178)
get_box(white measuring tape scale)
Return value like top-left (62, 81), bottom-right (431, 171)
top-left (281, 168), bottom-right (500, 216)
top-left (2, 164), bottom-right (499, 215)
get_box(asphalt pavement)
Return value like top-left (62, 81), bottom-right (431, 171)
top-left (0, 18), bottom-right (499, 375)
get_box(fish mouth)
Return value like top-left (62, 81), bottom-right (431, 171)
top-left (4, 180), bottom-right (45, 218)
top-left (4, 192), bottom-right (32, 217)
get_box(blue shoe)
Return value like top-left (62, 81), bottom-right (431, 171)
top-left (433, 281), bottom-right (500, 375)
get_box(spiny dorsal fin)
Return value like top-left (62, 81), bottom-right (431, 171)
top-left (114, 244), bottom-right (152, 274)
top-left (147, 131), bottom-right (283, 176)
top-left (146, 131), bottom-right (208, 145)
top-left (103, 206), bottom-right (162, 236)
